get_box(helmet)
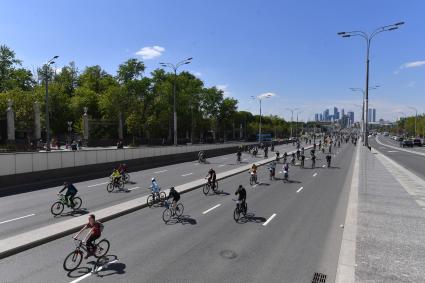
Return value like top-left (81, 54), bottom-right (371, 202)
top-left (170, 186), bottom-right (175, 192)
top-left (151, 177), bottom-right (155, 181)
top-left (238, 185), bottom-right (243, 189)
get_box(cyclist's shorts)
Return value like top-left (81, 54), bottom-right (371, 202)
top-left (173, 195), bottom-right (180, 202)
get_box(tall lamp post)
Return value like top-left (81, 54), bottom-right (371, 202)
top-left (251, 93), bottom-right (273, 143)
top-left (350, 85), bottom-right (379, 143)
top-left (398, 111), bottom-right (407, 137)
top-left (296, 110), bottom-right (303, 139)
top-left (338, 21), bottom-right (404, 146)
top-left (286, 107), bottom-right (299, 138)
top-left (408, 106), bottom-right (418, 137)
top-left (160, 57), bottom-right (193, 146)
top-left (42, 55), bottom-right (59, 151)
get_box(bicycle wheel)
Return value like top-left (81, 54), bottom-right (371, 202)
top-left (249, 176), bottom-right (254, 186)
top-left (118, 180), bottom-right (125, 190)
top-left (51, 201), bottom-right (64, 216)
top-left (176, 203), bottom-right (184, 217)
top-left (106, 183), bottom-right (114, 193)
top-left (233, 207), bottom-right (240, 222)
top-left (123, 173), bottom-right (130, 183)
top-left (202, 184), bottom-right (210, 195)
top-left (147, 194), bottom-right (155, 207)
top-left (73, 197), bottom-right (82, 209)
top-left (162, 208), bottom-right (172, 223)
top-left (63, 250), bottom-right (83, 271)
top-left (95, 239), bottom-right (110, 258)
top-left (159, 192), bottom-right (166, 202)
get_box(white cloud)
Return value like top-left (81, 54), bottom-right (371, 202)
top-left (396, 60), bottom-right (425, 73)
top-left (216, 84), bottom-right (231, 97)
top-left (135, 46), bottom-right (165, 59)
top-left (257, 92), bottom-right (276, 99)
top-left (192, 71), bottom-right (202, 77)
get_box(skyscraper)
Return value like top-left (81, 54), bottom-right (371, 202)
top-left (314, 113), bottom-right (319, 121)
top-left (367, 108), bottom-right (376, 122)
top-left (372, 108), bottom-right (376, 122)
top-left (347, 111), bottom-right (354, 125)
top-left (323, 109), bottom-right (329, 121)
top-left (333, 107), bottom-right (339, 120)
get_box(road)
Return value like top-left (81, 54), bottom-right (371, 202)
top-left (370, 135), bottom-right (425, 179)
top-left (0, 143), bottom-right (300, 240)
top-left (0, 142), bottom-right (357, 283)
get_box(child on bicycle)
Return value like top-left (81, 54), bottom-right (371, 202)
top-left (151, 177), bottom-right (161, 199)
top-left (74, 214), bottom-right (104, 259)
top-left (110, 168), bottom-right (121, 186)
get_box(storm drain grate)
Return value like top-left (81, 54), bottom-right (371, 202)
top-left (312, 272), bottom-right (327, 283)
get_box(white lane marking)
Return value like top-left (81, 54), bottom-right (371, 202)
top-left (243, 158), bottom-right (248, 161)
top-left (263, 214), bottom-right (277, 226)
top-left (87, 182), bottom-right (108, 188)
top-left (0, 213), bottom-right (35, 225)
top-left (69, 259), bottom-right (119, 283)
top-left (182, 172), bottom-right (193, 177)
top-left (278, 171), bottom-right (282, 174)
top-left (194, 163), bottom-right (199, 166)
top-left (128, 186), bottom-right (140, 191)
top-left (305, 157), bottom-right (310, 160)
top-left (388, 150), bottom-right (399, 153)
top-left (154, 170), bottom-right (167, 174)
top-left (296, 187), bottom-right (304, 193)
top-left (322, 165), bottom-right (326, 168)
top-left (313, 173), bottom-right (318, 177)
top-left (202, 204), bottom-right (221, 214)
top-left (252, 184), bottom-right (258, 188)
top-left (218, 164), bottom-right (226, 167)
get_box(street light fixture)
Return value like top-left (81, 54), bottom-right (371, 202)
top-left (159, 57), bottom-right (193, 146)
top-left (286, 107), bottom-right (299, 138)
top-left (338, 21), bottom-right (404, 146)
top-left (42, 55), bottom-right (59, 151)
top-left (251, 93), bottom-right (273, 143)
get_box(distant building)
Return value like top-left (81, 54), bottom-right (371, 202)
top-left (341, 109), bottom-right (345, 119)
top-left (319, 113), bottom-right (323, 121)
top-left (323, 109), bottom-right (330, 121)
top-left (367, 108), bottom-right (377, 122)
top-left (315, 113), bottom-right (319, 121)
top-left (347, 111), bottom-right (354, 125)
top-left (333, 107), bottom-right (339, 120)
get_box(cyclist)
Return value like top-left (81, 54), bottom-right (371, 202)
top-left (150, 177), bottom-right (161, 197)
top-left (326, 154), bottom-right (332, 168)
top-left (311, 153), bottom-right (316, 168)
top-left (110, 168), bottom-right (122, 186)
top-left (198, 150), bottom-right (206, 163)
top-left (58, 182), bottom-right (78, 208)
top-left (283, 163), bottom-right (289, 182)
top-left (235, 185), bottom-right (247, 211)
top-left (296, 148), bottom-right (301, 160)
top-left (250, 164), bottom-right (258, 183)
top-left (236, 149), bottom-right (242, 163)
top-left (301, 147), bottom-right (305, 155)
top-left (73, 214), bottom-right (104, 259)
top-left (168, 187), bottom-right (180, 210)
top-left (275, 150), bottom-right (280, 161)
top-left (283, 152), bottom-right (288, 163)
top-left (269, 160), bottom-right (276, 179)
top-left (291, 152), bottom-right (296, 165)
top-left (264, 146), bottom-right (268, 158)
top-left (117, 163), bottom-right (127, 175)
top-left (205, 168), bottom-right (217, 189)
top-left (300, 153), bottom-right (305, 168)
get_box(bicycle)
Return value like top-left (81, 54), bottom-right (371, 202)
top-left (268, 167), bottom-right (275, 180)
top-left (162, 201), bottom-right (184, 223)
top-left (51, 194), bottom-right (82, 216)
top-left (147, 191), bottom-right (167, 207)
top-left (106, 178), bottom-right (124, 193)
top-left (63, 238), bottom-right (110, 271)
top-left (311, 158), bottom-right (316, 169)
top-left (121, 172), bottom-right (130, 183)
top-left (203, 179), bottom-right (219, 195)
top-left (249, 172), bottom-right (257, 185)
top-left (233, 199), bottom-right (247, 222)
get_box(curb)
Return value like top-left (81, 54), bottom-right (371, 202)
top-left (0, 146), bottom-right (311, 259)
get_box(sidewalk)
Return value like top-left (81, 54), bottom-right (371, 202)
top-left (353, 147), bottom-right (425, 282)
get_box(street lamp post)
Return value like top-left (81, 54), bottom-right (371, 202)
top-left (350, 85), bottom-right (379, 143)
top-left (408, 106), bottom-right (418, 137)
top-left (296, 110), bottom-right (303, 139)
top-left (251, 93), bottom-right (272, 143)
top-left (42, 55), bottom-right (59, 151)
top-left (67, 121), bottom-right (73, 146)
top-left (338, 21), bottom-right (404, 146)
top-left (286, 108), bottom-right (299, 139)
top-left (160, 57), bottom-right (193, 146)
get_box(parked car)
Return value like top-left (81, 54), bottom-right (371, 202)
top-left (413, 139), bottom-right (422, 147)
top-left (400, 140), bottom-right (414, 148)
top-left (395, 136), bottom-right (403, 142)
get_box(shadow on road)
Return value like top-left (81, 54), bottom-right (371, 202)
top-left (56, 208), bottom-right (89, 218)
top-left (67, 255), bottom-right (124, 279)
top-left (165, 215), bottom-right (197, 226)
top-left (237, 213), bottom-right (266, 224)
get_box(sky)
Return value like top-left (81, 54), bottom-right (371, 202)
top-left (1, 0), bottom-right (424, 122)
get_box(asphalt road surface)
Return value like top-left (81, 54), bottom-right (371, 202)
top-left (0, 143), bottom-right (300, 240)
top-left (0, 141), bottom-right (356, 283)
top-left (370, 136), bottom-right (425, 180)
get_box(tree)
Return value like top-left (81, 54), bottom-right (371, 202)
top-left (54, 62), bottom-right (78, 97)
top-left (117, 58), bottom-right (145, 84)
top-left (78, 65), bottom-right (116, 94)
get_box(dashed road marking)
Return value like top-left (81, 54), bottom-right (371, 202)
top-left (322, 165), bottom-right (326, 168)
top-left (88, 182), bottom-right (108, 188)
top-left (0, 214), bottom-right (36, 225)
top-left (69, 259), bottom-right (119, 283)
top-left (202, 204), bottom-right (221, 214)
top-left (252, 184), bottom-right (258, 188)
top-left (182, 172), bottom-right (193, 177)
top-left (296, 187), bottom-right (304, 193)
top-left (263, 214), bottom-right (277, 226)
top-left (128, 186), bottom-right (140, 191)
top-left (154, 170), bottom-right (167, 174)
top-left (218, 164), bottom-right (226, 167)
top-left (313, 173), bottom-right (318, 177)
top-left (388, 150), bottom-right (399, 153)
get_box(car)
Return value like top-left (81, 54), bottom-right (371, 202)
top-left (400, 140), bottom-right (414, 148)
top-left (413, 139), bottom-right (422, 147)
top-left (395, 136), bottom-right (403, 142)
top-left (383, 132), bottom-right (389, 136)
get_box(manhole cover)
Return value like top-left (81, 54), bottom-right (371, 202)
top-left (312, 272), bottom-right (327, 283)
top-left (220, 250), bottom-right (237, 259)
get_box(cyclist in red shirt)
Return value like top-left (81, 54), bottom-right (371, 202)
top-left (74, 214), bottom-right (104, 258)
